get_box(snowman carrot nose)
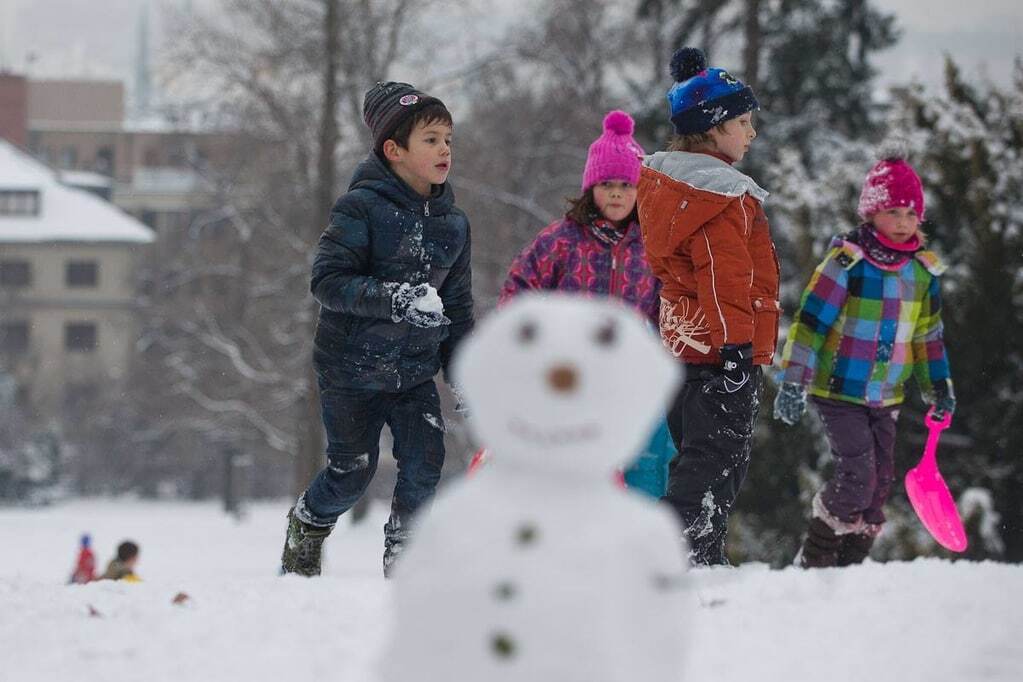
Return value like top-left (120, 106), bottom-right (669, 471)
top-left (547, 364), bottom-right (578, 393)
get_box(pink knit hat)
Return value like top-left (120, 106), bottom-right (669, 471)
top-left (582, 111), bottom-right (645, 191)
top-left (857, 141), bottom-right (925, 221)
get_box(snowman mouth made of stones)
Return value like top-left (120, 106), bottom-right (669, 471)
top-left (456, 292), bottom-right (681, 476)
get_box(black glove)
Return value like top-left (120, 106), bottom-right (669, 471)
top-left (929, 378), bottom-right (956, 422)
top-left (707, 342), bottom-right (753, 394)
top-left (390, 282), bottom-right (451, 328)
top-left (773, 382), bottom-right (808, 425)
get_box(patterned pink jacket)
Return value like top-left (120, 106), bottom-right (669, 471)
top-left (498, 218), bottom-right (661, 324)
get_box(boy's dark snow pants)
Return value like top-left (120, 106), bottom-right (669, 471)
top-left (663, 364), bottom-right (762, 565)
top-left (811, 396), bottom-right (899, 526)
top-left (300, 380), bottom-right (446, 552)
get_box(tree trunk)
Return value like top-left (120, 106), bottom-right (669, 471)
top-left (294, 0), bottom-right (340, 496)
top-left (743, 0), bottom-right (761, 91)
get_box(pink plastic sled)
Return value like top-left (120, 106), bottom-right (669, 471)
top-left (904, 408), bottom-right (968, 552)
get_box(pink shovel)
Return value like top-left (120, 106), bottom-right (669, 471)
top-left (904, 408), bottom-right (968, 552)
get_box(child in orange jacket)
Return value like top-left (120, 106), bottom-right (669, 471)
top-left (636, 47), bottom-right (780, 565)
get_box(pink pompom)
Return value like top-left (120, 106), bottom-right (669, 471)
top-left (603, 110), bottom-right (634, 136)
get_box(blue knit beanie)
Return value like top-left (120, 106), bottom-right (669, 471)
top-left (666, 47), bottom-right (759, 135)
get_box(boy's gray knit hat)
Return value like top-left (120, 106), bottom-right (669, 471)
top-left (363, 81), bottom-right (444, 153)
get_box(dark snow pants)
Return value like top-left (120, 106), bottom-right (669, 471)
top-left (663, 364), bottom-right (762, 565)
top-left (812, 397), bottom-right (899, 526)
top-left (301, 380), bottom-right (446, 551)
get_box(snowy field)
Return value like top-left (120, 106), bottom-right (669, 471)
top-left (1, 498), bottom-right (1022, 682)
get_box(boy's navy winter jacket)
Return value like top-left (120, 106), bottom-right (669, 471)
top-left (311, 153), bottom-right (474, 392)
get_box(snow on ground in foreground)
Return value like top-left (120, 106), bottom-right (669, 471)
top-left (1, 499), bottom-right (1021, 682)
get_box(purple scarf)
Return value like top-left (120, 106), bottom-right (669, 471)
top-left (848, 224), bottom-right (921, 269)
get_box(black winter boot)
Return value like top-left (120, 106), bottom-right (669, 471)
top-left (799, 518), bottom-right (842, 568)
top-left (837, 530), bottom-right (877, 566)
top-left (382, 511), bottom-right (410, 579)
top-left (280, 507), bottom-right (332, 577)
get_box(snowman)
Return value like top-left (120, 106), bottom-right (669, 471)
top-left (379, 293), bottom-right (689, 682)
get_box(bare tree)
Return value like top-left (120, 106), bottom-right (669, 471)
top-left (132, 0), bottom-right (436, 497)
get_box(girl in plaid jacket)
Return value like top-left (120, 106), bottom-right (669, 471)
top-left (774, 143), bottom-right (955, 568)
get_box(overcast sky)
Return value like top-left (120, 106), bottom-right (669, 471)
top-left (1, 0), bottom-right (1020, 93)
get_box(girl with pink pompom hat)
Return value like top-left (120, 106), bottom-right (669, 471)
top-left (498, 110), bottom-right (677, 499)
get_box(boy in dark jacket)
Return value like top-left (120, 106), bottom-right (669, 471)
top-left (281, 81), bottom-right (474, 578)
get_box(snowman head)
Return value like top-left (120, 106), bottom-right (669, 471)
top-left (454, 293), bottom-right (682, 477)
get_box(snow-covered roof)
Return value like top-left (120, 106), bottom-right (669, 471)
top-left (59, 170), bottom-right (114, 189)
top-left (0, 140), bottom-right (153, 244)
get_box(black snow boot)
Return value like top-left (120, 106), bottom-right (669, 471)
top-left (837, 531), bottom-right (876, 567)
top-left (799, 518), bottom-right (842, 568)
top-left (280, 507), bottom-right (332, 577)
top-left (382, 511), bottom-right (410, 579)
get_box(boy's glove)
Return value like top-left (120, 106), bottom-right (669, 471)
top-left (773, 382), bottom-right (808, 425)
top-left (705, 342), bottom-right (753, 394)
top-left (928, 378), bottom-right (956, 422)
top-left (390, 282), bottom-right (451, 328)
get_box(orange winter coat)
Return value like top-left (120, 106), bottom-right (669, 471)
top-left (637, 151), bottom-right (780, 365)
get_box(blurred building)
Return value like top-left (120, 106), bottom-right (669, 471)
top-left (22, 79), bottom-right (233, 234)
top-left (0, 139), bottom-right (153, 415)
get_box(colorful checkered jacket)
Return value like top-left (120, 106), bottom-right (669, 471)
top-left (778, 235), bottom-right (951, 407)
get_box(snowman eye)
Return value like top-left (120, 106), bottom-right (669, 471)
top-left (594, 319), bottom-right (618, 347)
top-left (517, 320), bottom-right (538, 344)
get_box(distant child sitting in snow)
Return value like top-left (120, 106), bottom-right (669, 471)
top-left (636, 47), bottom-right (780, 566)
top-left (774, 142), bottom-right (955, 568)
top-left (100, 540), bottom-right (141, 582)
top-left (498, 110), bottom-right (676, 498)
top-left (280, 81), bottom-right (474, 578)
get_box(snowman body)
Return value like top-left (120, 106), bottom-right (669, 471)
top-left (381, 294), bottom-right (689, 682)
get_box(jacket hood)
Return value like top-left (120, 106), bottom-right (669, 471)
top-left (349, 153), bottom-right (456, 215)
top-left (829, 235), bottom-right (947, 277)
top-left (643, 151), bottom-right (769, 203)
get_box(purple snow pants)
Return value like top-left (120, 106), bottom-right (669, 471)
top-left (811, 397), bottom-right (900, 525)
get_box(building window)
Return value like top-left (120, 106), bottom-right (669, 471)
top-left (0, 260), bottom-right (32, 287)
top-left (66, 260), bottom-right (99, 288)
top-left (60, 145), bottom-right (78, 169)
top-left (95, 146), bottom-right (114, 175)
top-left (65, 322), bottom-right (97, 352)
top-left (64, 382), bottom-right (99, 410)
top-left (0, 190), bottom-right (41, 217)
top-left (140, 210), bottom-right (158, 230)
top-left (0, 321), bottom-right (30, 354)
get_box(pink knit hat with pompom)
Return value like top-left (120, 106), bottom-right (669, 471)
top-left (857, 139), bottom-right (925, 221)
top-left (582, 111), bottom-right (646, 191)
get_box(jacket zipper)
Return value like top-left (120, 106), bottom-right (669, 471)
top-left (610, 245), bottom-right (620, 297)
top-left (424, 201), bottom-right (430, 216)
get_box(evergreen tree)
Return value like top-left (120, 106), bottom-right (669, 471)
top-left (884, 60), bottom-right (1023, 560)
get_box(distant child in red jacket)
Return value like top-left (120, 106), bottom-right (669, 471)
top-left (500, 110), bottom-right (676, 497)
top-left (68, 534), bottom-right (96, 584)
top-left (636, 47), bottom-right (780, 565)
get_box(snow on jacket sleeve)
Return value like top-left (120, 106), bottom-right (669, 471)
top-left (688, 202), bottom-right (755, 350)
top-left (911, 273), bottom-right (951, 397)
top-left (778, 246), bottom-right (852, 385)
top-left (439, 218), bottom-right (475, 378)
top-left (310, 197), bottom-right (394, 320)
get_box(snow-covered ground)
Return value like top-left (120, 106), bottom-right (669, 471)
top-left (1, 499), bottom-right (1021, 682)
